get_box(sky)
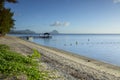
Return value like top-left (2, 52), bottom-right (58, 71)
top-left (5, 0), bottom-right (120, 34)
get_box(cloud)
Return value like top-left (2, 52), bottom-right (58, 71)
top-left (63, 22), bottom-right (70, 26)
top-left (113, 0), bottom-right (120, 3)
top-left (50, 21), bottom-right (62, 26)
top-left (50, 21), bottom-right (70, 27)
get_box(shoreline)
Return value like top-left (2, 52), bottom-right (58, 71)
top-left (0, 36), bottom-right (120, 80)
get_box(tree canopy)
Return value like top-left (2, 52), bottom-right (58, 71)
top-left (0, 0), bottom-right (17, 36)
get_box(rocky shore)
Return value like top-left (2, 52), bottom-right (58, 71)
top-left (0, 36), bottom-right (120, 80)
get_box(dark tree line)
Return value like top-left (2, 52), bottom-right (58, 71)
top-left (0, 0), bottom-right (17, 36)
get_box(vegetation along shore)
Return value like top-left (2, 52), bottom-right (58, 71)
top-left (0, 36), bottom-right (120, 80)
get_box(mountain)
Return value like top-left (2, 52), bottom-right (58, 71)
top-left (50, 30), bottom-right (59, 34)
top-left (9, 29), bottom-right (36, 34)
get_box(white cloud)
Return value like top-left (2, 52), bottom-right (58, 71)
top-left (63, 22), bottom-right (70, 26)
top-left (50, 21), bottom-right (70, 27)
top-left (113, 0), bottom-right (120, 3)
top-left (50, 21), bottom-right (62, 26)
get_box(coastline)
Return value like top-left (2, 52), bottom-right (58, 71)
top-left (0, 36), bottom-right (120, 80)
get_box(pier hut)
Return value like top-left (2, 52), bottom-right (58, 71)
top-left (19, 33), bottom-right (52, 39)
top-left (40, 33), bottom-right (52, 38)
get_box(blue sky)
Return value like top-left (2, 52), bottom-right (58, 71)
top-left (6, 0), bottom-right (120, 34)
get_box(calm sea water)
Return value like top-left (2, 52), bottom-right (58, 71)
top-left (10, 34), bottom-right (120, 66)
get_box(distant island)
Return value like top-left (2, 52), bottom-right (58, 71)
top-left (50, 30), bottom-right (59, 34)
top-left (9, 29), bottom-right (36, 34)
top-left (9, 29), bottom-right (59, 34)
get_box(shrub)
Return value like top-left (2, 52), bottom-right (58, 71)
top-left (0, 44), bottom-right (10, 50)
top-left (0, 44), bottom-right (49, 80)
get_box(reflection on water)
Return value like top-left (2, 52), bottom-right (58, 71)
top-left (43, 38), bottom-right (50, 45)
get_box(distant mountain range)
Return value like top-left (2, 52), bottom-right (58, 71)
top-left (9, 29), bottom-right (36, 34)
top-left (50, 30), bottom-right (59, 34)
top-left (9, 29), bottom-right (59, 34)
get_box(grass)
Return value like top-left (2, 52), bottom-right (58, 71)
top-left (0, 44), bottom-right (50, 80)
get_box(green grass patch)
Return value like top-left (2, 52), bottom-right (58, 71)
top-left (0, 44), bottom-right (49, 80)
top-left (0, 44), bottom-right (10, 50)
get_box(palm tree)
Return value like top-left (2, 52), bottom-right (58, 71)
top-left (0, 8), bottom-right (15, 35)
top-left (0, 0), bottom-right (17, 36)
top-left (6, 0), bottom-right (17, 3)
top-left (0, 0), bottom-right (17, 9)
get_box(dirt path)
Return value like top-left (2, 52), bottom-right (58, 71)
top-left (0, 36), bottom-right (120, 80)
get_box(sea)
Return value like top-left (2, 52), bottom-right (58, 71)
top-left (10, 34), bottom-right (120, 66)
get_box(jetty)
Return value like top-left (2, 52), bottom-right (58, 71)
top-left (19, 33), bottom-right (52, 40)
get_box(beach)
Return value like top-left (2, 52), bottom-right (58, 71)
top-left (0, 36), bottom-right (120, 80)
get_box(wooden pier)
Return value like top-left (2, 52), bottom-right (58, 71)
top-left (19, 33), bottom-right (52, 40)
top-left (19, 35), bottom-right (52, 39)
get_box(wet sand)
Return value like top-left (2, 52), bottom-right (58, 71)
top-left (0, 36), bottom-right (120, 80)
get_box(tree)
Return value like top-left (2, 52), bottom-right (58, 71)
top-left (0, 0), bottom-right (17, 36)
top-left (6, 0), bottom-right (17, 3)
top-left (0, 0), bottom-right (17, 9)
top-left (0, 8), bottom-right (15, 35)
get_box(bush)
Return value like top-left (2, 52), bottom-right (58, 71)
top-left (0, 44), bottom-right (49, 80)
top-left (0, 44), bottom-right (10, 50)
top-left (28, 49), bottom-right (41, 59)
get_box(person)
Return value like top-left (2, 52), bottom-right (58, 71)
top-left (26, 36), bottom-right (29, 40)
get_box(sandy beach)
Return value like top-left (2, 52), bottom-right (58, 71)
top-left (0, 36), bottom-right (120, 80)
